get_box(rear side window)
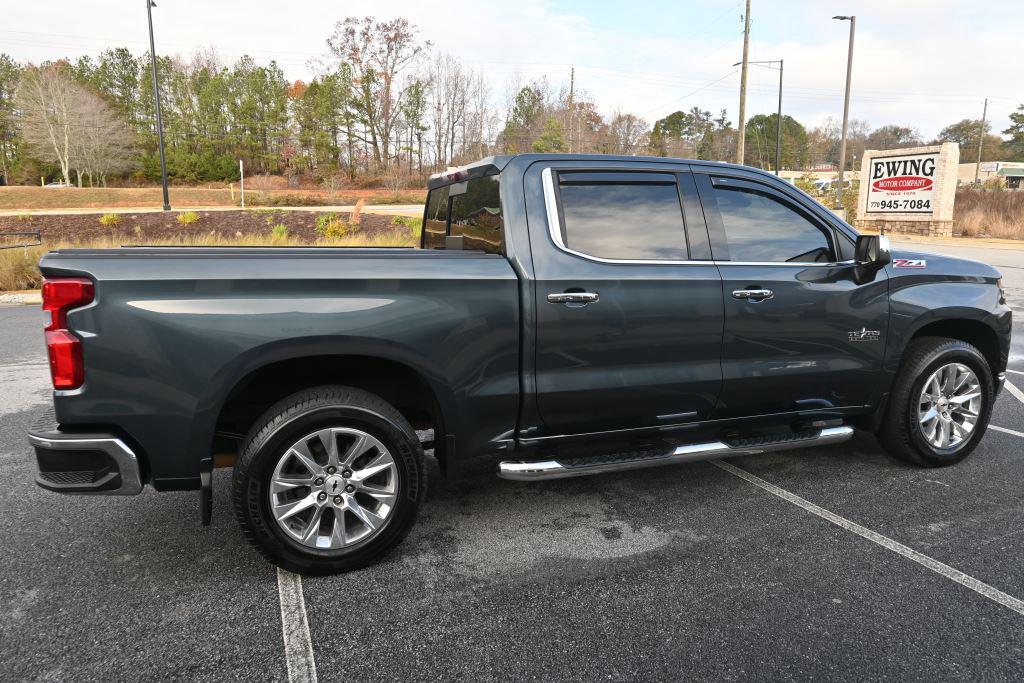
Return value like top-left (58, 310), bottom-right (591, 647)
top-left (449, 175), bottom-right (503, 254)
top-left (423, 185), bottom-right (449, 249)
top-left (711, 183), bottom-right (834, 263)
top-left (557, 172), bottom-right (687, 260)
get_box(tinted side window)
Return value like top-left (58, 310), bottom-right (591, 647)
top-left (712, 184), bottom-right (833, 263)
top-left (450, 175), bottom-right (503, 254)
top-left (558, 174), bottom-right (687, 260)
top-left (423, 185), bottom-right (449, 249)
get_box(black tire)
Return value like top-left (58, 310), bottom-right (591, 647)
top-left (878, 337), bottom-right (994, 467)
top-left (232, 386), bottom-right (426, 575)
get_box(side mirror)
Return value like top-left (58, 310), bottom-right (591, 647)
top-left (855, 234), bottom-right (891, 270)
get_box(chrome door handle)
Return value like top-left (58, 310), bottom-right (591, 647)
top-left (547, 291), bottom-right (600, 305)
top-left (732, 288), bottom-right (774, 302)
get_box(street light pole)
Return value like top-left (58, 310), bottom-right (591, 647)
top-left (146, 0), bottom-right (171, 211)
top-left (834, 15), bottom-right (855, 211)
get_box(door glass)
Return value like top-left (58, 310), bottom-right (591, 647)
top-left (712, 184), bottom-right (833, 263)
top-left (558, 175), bottom-right (688, 260)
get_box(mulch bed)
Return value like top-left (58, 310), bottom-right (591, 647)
top-left (0, 209), bottom-right (406, 244)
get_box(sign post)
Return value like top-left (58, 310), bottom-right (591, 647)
top-left (855, 143), bottom-right (959, 237)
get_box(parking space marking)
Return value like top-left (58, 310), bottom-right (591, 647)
top-left (1007, 370), bottom-right (1024, 376)
top-left (1004, 379), bottom-right (1024, 405)
top-left (991, 425), bottom-right (1024, 438)
top-left (277, 569), bottom-right (318, 683)
top-left (712, 460), bottom-right (1024, 618)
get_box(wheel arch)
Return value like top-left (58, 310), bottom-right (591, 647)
top-left (194, 337), bottom-right (453, 474)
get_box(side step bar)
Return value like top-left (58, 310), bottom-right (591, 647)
top-left (498, 426), bottom-right (855, 481)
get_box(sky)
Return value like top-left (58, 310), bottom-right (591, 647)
top-left (3, 0), bottom-right (1020, 140)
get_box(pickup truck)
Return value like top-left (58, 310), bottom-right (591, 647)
top-left (29, 154), bottom-right (1012, 574)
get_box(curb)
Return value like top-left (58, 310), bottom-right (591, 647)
top-left (0, 290), bottom-right (41, 305)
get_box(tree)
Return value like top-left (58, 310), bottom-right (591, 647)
top-left (934, 118), bottom-right (1003, 162)
top-left (500, 82), bottom-right (545, 153)
top-left (532, 117), bottom-right (566, 153)
top-left (744, 113), bottom-right (808, 170)
top-left (71, 89), bottom-right (133, 186)
top-left (327, 17), bottom-right (429, 170)
top-left (0, 53), bottom-right (21, 183)
top-left (1002, 104), bottom-right (1024, 161)
top-left (17, 65), bottom-right (79, 184)
top-left (864, 124), bottom-right (922, 151)
top-left (605, 112), bottom-right (648, 155)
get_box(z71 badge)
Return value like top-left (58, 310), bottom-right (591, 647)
top-left (848, 328), bottom-right (881, 342)
top-left (893, 258), bottom-right (926, 268)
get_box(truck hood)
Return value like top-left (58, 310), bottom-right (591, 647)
top-left (887, 248), bottom-right (1002, 284)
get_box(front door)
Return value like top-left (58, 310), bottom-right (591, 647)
top-left (526, 162), bottom-right (724, 437)
top-left (694, 172), bottom-right (889, 419)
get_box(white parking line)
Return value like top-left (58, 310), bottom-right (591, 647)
top-left (712, 460), bottom-right (1024, 617)
top-left (1004, 379), bottom-right (1024, 405)
top-left (1007, 370), bottom-right (1024, 376)
top-left (991, 425), bottom-right (1024, 438)
top-left (277, 569), bottom-right (318, 683)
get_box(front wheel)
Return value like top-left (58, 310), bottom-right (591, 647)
top-left (879, 337), bottom-right (994, 467)
top-left (232, 386), bottom-right (426, 575)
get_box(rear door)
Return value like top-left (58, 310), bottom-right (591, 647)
top-left (525, 161), bottom-right (724, 437)
top-left (695, 171), bottom-right (889, 419)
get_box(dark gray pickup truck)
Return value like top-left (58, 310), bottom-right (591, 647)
top-left (29, 154), bottom-right (1012, 574)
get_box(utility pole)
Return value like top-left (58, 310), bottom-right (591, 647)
top-left (568, 67), bottom-right (575, 153)
top-left (736, 0), bottom-right (752, 165)
top-left (146, 0), bottom-right (171, 211)
top-left (834, 15), bottom-right (856, 211)
top-left (775, 60), bottom-right (783, 175)
top-left (974, 97), bottom-right (988, 185)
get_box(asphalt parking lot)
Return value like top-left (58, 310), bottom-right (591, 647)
top-left (1, 260), bottom-right (1022, 680)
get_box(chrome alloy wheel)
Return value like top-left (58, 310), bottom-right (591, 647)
top-left (269, 427), bottom-right (398, 550)
top-left (917, 362), bottom-right (983, 450)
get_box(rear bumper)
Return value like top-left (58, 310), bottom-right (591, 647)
top-left (28, 411), bottom-right (143, 495)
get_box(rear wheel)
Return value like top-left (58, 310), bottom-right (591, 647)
top-left (232, 386), bottom-right (425, 574)
top-left (879, 337), bottom-right (993, 467)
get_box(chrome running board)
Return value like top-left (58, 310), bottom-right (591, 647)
top-left (498, 426), bottom-right (855, 481)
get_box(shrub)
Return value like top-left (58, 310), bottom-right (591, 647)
top-left (176, 210), bottom-right (200, 225)
top-left (270, 223), bottom-right (289, 240)
top-left (391, 215), bottom-right (421, 241)
top-left (99, 213), bottom-right (121, 227)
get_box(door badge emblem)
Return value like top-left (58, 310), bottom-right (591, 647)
top-left (848, 328), bottom-right (881, 342)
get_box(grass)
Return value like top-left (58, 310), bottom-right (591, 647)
top-left (0, 186), bottom-right (422, 211)
top-left (0, 228), bottom-right (418, 292)
top-left (954, 190), bottom-right (1024, 240)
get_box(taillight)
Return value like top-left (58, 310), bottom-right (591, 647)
top-left (41, 277), bottom-right (94, 390)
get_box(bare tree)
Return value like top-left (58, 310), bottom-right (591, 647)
top-left (604, 111), bottom-right (648, 155)
top-left (17, 65), bottom-right (78, 184)
top-left (72, 89), bottom-right (133, 186)
top-left (327, 17), bottom-right (429, 170)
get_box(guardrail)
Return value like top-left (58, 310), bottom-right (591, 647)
top-left (0, 230), bottom-right (42, 251)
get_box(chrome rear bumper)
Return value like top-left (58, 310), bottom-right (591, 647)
top-left (498, 426), bottom-right (855, 481)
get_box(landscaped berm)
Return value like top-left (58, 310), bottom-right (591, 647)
top-left (0, 206), bottom-right (422, 291)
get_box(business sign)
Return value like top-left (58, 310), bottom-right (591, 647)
top-left (865, 152), bottom-right (938, 214)
top-left (980, 162), bottom-right (999, 173)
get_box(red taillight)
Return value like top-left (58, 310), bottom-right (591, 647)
top-left (41, 277), bottom-right (93, 390)
top-left (45, 329), bottom-right (85, 389)
top-left (42, 277), bottom-right (93, 331)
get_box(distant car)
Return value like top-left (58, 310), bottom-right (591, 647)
top-left (44, 181), bottom-right (70, 188)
